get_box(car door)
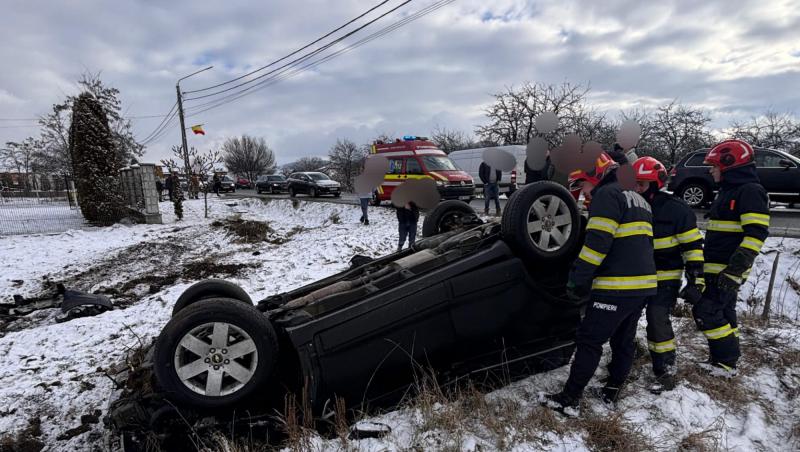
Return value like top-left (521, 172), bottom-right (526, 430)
top-left (755, 151), bottom-right (798, 194)
top-left (404, 157), bottom-right (424, 180)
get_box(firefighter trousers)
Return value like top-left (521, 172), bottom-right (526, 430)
top-left (564, 295), bottom-right (647, 398)
top-left (646, 283), bottom-right (679, 376)
top-left (692, 274), bottom-right (740, 368)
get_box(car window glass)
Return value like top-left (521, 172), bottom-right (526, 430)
top-left (756, 152), bottom-right (787, 168)
top-left (405, 158), bottom-right (423, 174)
top-left (387, 158), bottom-right (403, 174)
top-left (308, 173), bottom-right (330, 181)
top-left (422, 156), bottom-right (458, 171)
top-left (685, 153), bottom-right (708, 167)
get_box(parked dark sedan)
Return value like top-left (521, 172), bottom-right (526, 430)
top-left (255, 174), bottom-right (289, 194)
top-left (218, 176), bottom-right (236, 193)
top-left (287, 172), bottom-right (341, 197)
top-left (668, 147), bottom-right (800, 207)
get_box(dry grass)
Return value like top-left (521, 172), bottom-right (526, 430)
top-left (0, 417), bottom-right (44, 452)
top-left (576, 411), bottom-right (654, 452)
top-left (212, 217), bottom-right (276, 243)
top-left (677, 421), bottom-right (724, 452)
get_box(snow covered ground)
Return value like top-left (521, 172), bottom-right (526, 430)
top-left (1, 196), bottom-right (799, 451)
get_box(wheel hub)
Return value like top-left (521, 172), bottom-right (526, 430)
top-left (542, 215), bottom-right (555, 231)
top-left (210, 353), bottom-right (224, 364)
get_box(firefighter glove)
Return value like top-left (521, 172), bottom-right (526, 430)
top-left (679, 284), bottom-right (703, 305)
top-left (566, 280), bottom-right (589, 305)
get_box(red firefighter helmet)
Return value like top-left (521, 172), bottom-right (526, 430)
top-left (632, 156), bottom-right (668, 189)
top-left (568, 152), bottom-right (616, 189)
top-left (703, 139), bottom-right (755, 171)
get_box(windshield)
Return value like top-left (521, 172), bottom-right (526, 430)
top-left (222, 176), bottom-right (233, 182)
top-left (308, 173), bottom-right (330, 181)
top-left (421, 156), bottom-right (459, 171)
top-left (267, 175), bottom-right (285, 181)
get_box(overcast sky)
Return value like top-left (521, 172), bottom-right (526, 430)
top-left (1, 0), bottom-right (798, 166)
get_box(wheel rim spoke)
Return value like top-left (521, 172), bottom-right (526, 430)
top-left (226, 362), bottom-right (254, 384)
top-left (179, 333), bottom-right (210, 356)
top-left (546, 196), bottom-right (560, 216)
top-left (550, 228), bottom-right (566, 246)
top-left (532, 200), bottom-right (547, 219)
top-left (527, 220), bottom-right (542, 234)
top-left (211, 323), bottom-right (229, 348)
top-left (205, 368), bottom-right (224, 396)
top-left (177, 358), bottom-right (208, 381)
top-left (226, 339), bottom-right (257, 360)
top-left (554, 214), bottom-right (571, 226)
top-left (538, 230), bottom-right (551, 249)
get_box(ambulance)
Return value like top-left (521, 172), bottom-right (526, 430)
top-left (370, 136), bottom-right (475, 205)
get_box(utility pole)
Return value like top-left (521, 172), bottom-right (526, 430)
top-left (176, 66), bottom-right (213, 177)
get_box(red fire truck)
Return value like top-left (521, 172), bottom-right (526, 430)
top-left (370, 136), bottom-right (475, 205)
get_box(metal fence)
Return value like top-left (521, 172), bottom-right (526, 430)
top-left (0, 176), bottom-right (85, 235)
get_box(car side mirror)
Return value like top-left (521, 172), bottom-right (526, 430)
top-left (779, 159), bottom-right (793, 170)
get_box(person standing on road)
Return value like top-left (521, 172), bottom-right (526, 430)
top-left (190, 174), bottom-right (200, 199)
top-left (155, 178), bottom-right (164, 202)
top-left (358, 190), bottom-right (372, 225)
top-left (524, 152), bottom-right (553, 184)
top-left (692, 139), bottom-right (769, 378)
top-left (212, 174), bottom-right (221, 196)
top-left (479, 161), bottom-right (502, 216)
top-left (542, 152), bottom-right (657, 416)
top-left (165, 174), bottom-right (174, 202)
top-left (633, 156), bottom-right (705, 394)
top-left (396, 201), bottom-right (419, 251)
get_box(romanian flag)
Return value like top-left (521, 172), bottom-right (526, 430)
top-left (191, 125), bottom-right (205, 135)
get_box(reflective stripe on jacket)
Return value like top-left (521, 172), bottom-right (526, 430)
top-left (651, 192), bottom-right (704, 284)
top-left (570, 179), bottom-right (657, 297)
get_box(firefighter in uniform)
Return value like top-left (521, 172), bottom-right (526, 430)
top-left (693, 139), bottom-right (769, 376)
top-left (632, 156), bottom-right (705, 393)
top-left (542, 153), bottom-right (657, 415)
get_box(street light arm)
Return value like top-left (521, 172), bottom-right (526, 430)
top-left (177, 66), bottom-right (214, 87)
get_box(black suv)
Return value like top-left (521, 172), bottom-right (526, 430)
top-left (668, 147), bottom-right (800, 207)
top-left (255, 174), bottom-right (288, 194)
top-left (288, 172), bottom-right (341, 198)
top-left (107, 183), bottom-right (584, 447)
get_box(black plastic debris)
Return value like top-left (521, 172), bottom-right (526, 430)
top-left (56, 290), bottom-right (113, 323)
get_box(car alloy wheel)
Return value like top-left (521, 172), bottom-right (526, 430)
top-left (310, 187), bottom-right (317, 198)
top-left (526, 194), bottom-right (572, 252)
top-left (682, 186), bottom-right (705, 206)
top-left (173, 321), bottom-right (258, 397)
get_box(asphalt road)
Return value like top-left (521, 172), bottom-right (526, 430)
top-left (227, 189), bottom-right (800, 237)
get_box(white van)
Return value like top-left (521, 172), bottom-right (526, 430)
top-left (449, 145), bottom-right (527, 195)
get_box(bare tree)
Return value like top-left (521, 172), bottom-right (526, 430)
top-left (282, 156), bottom-right (328, 175)
top-left (430, 126), bottom-right (475, 153)
top-left (221, 135), bottom-right (276, 182)
top-left (475, 81), bottom-right (593, 146)
top-left (648, 101), bottom-right (714, 165)
top-left (2, 137), bottom-right (42, 190)
top-left (730, 110), bottom-right (800, 156)
top-left (327, 138), bottom-right (366, 191)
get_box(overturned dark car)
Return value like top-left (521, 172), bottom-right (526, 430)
top-left (107, 182), bottom-right (586, 446)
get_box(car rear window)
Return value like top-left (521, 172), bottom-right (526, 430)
top-left (684, 153), bottom-right (708, 167)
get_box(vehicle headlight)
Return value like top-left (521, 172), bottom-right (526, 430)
top-left (435, 180), bottom-right (445, 186)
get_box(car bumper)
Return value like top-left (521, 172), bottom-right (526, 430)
top-left (317, 187), bottom-right (341, 195)
top-left (439, 185), bottom-right (475, 201)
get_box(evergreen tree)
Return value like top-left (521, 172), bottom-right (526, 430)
top-left (68, 92), bottom-right (126, 225)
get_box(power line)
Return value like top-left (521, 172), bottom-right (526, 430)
top-left (185, 0), bottom-right (456, 118)
top-left (183, 0), bottom-right (391, 95)
top-left (183, 0), bottom-right (411, 102)
top-left (139, 102), bottom-right (179, 145)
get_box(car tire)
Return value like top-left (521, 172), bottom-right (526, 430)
top-left (677, 182), bottom-right (710, 208)
top-left (172, 279), bottom-right (253, 317)
top-left (334, 193), bottom-right (341, 198)
top-left (501, 181), bottom-right (580, 262)
top-left (154, 298), bottom-right (278, 410)
top-left (310, 187), bottom-right (317, 198)
top-left (422, 200), bottom-right (481, 238)
top-left (289, 187), bottom-right (296, 198)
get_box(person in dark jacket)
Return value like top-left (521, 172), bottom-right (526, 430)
top-left (396, 202), bottom-right (419, 251)
top-left (212, 174), bottom-right (221, 196)
top-left (524, 153), bottom-right (553, 184)
top-left (693, 139), bottom-right (769, 377)
top-left (542, 152), bottom-right (656, 416)
top-left (164, 174), bottom-right (174, 202)
top-left (155, 178), bottom-right (164, 202)
top-left (478, 161), bottom-right (502, 216)
top-left (633, 156), bottom-right (705, 394)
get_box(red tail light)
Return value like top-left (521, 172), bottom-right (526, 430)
top-left (511, 170), bottom-right (517, 184)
